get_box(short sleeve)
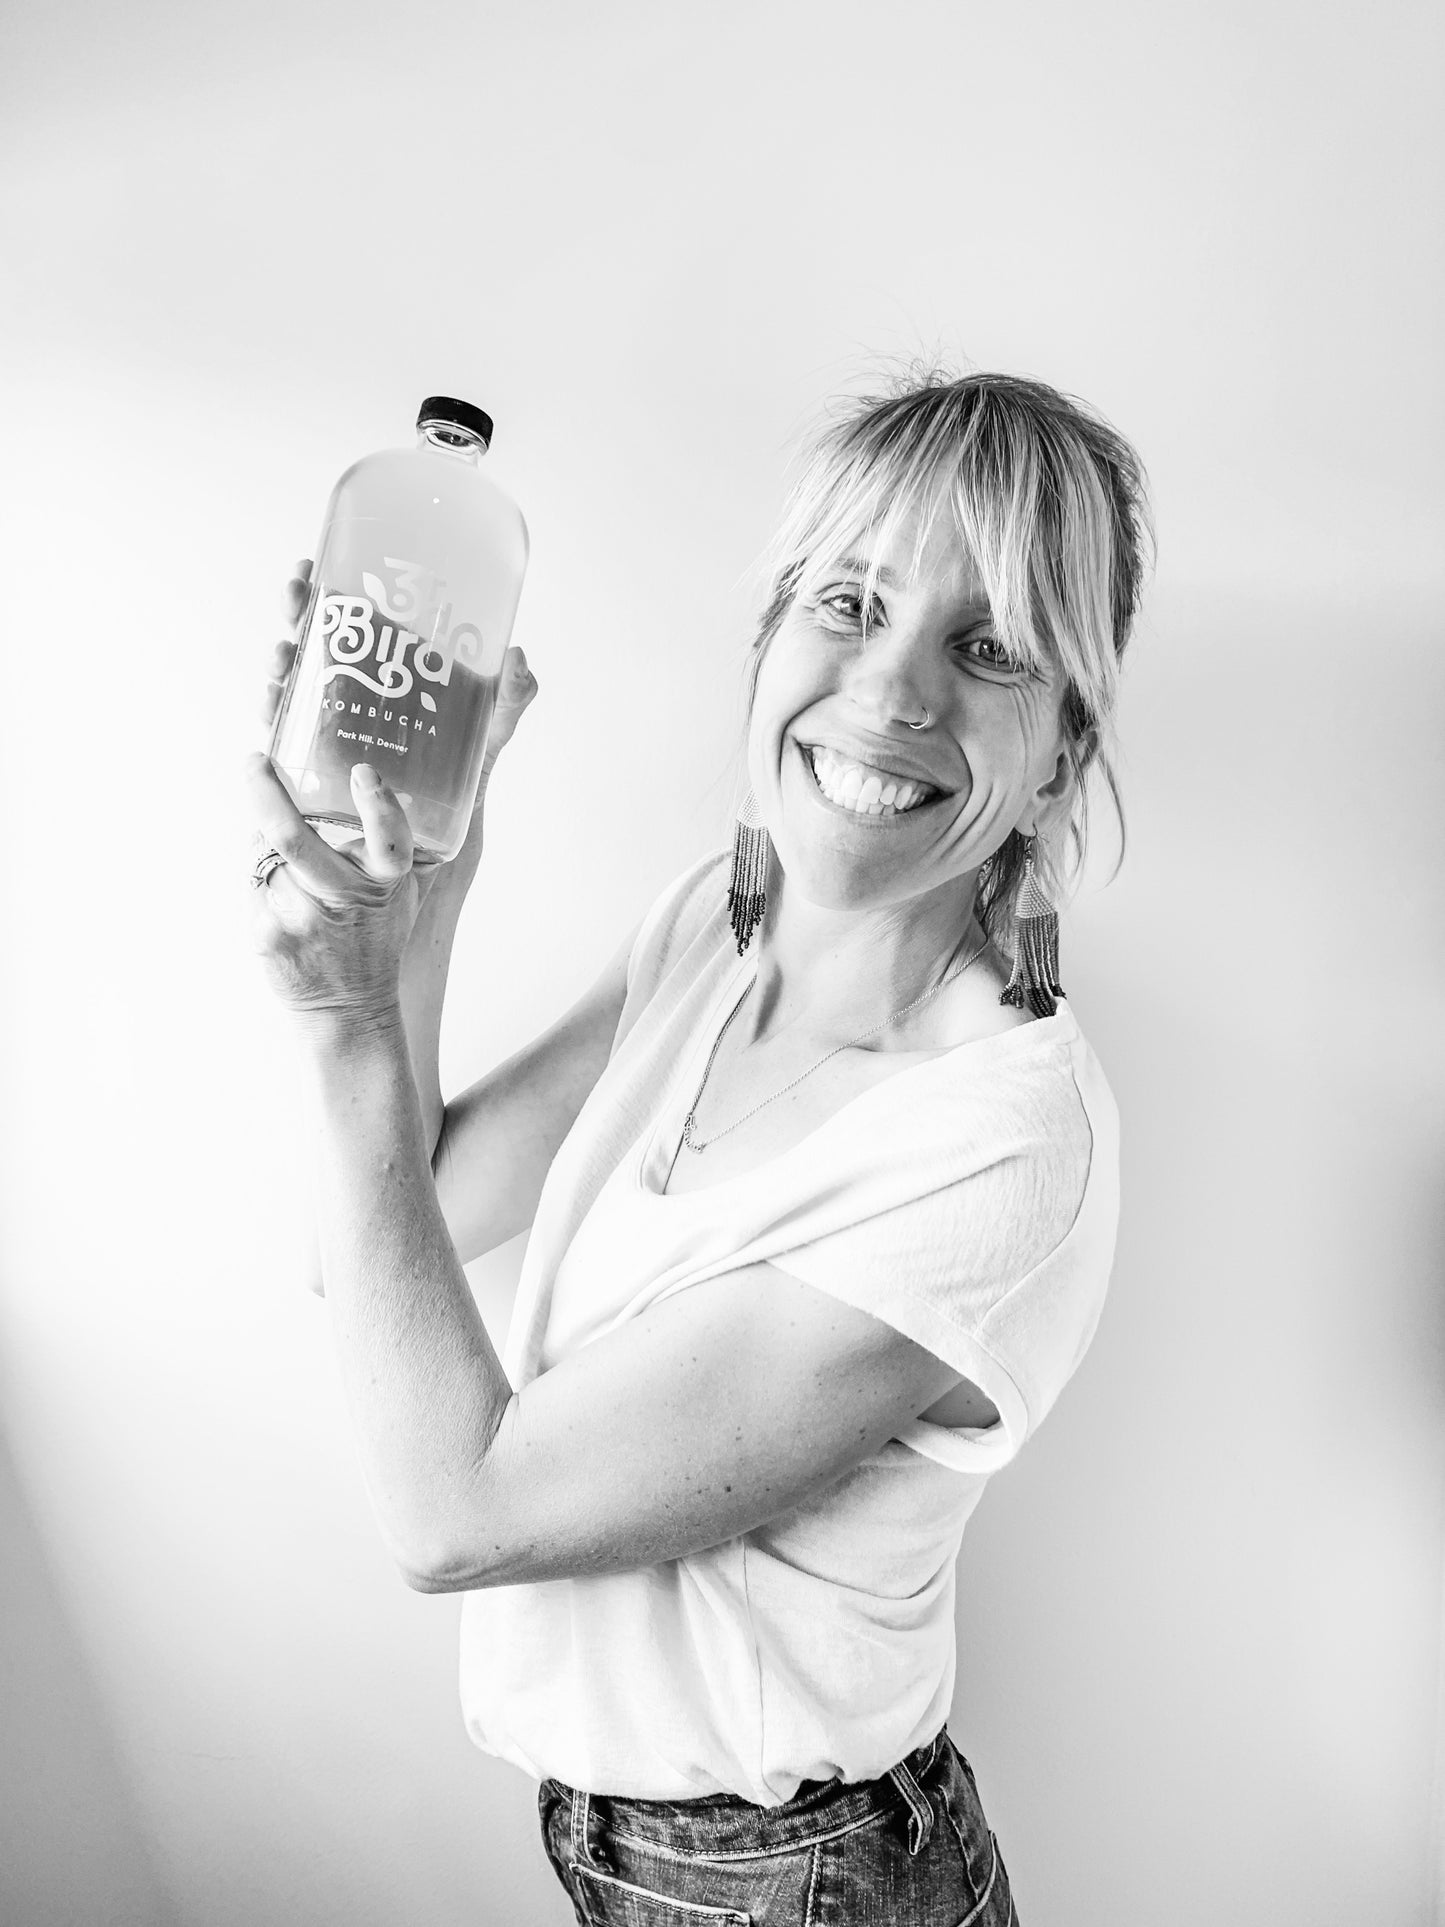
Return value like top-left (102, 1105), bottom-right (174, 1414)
top-left (768, 1044), bottom-right (1117, 1474)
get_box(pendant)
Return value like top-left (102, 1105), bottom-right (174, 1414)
top-left (681, 1112), bottom-right (705, 1153)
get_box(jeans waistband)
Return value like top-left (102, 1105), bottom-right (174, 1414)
top-left (549, 1730), bottom-right (948, 1861)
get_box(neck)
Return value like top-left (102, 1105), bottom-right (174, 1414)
top-left (740, 866), bottom-right (984, 1047)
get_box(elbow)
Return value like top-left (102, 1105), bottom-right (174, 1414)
top-left (391, 1505), bottom-right (521, 1593)
top-left (389, 1406), bottom-right (522, 1594)
top-left (398, 1527), bottom-right (549, 1592)
top-left (398, 1560), bottom-right (457, 1595)
top-left (389, 1500), bottom-right (507, 1594)
top-left (389, 1527), bottom-right (462, 1592)
top-left (395, 1545), bottom-right (493, 1594)
top-left (383, 1516), bottom-right (472, 1592)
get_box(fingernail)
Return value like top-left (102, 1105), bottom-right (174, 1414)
top-left (353, 764), bottom-right (382, 791)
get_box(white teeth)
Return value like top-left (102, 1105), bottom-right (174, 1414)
top-left (807, 745), bottom-right (937, 816)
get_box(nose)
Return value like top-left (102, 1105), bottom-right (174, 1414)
top-left (839, 618), bottom-right (942, 733)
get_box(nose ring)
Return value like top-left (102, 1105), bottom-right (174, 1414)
top-left (905, 707), bottom-right (930, 731)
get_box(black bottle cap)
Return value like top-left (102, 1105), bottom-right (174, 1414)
top-left (417, 396), bottom-right (494, 447)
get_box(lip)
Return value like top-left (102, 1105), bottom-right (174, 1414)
top-left (790, 738), bottom-right (950, 823)
top-left (794, 730), bottom-right (956, 794)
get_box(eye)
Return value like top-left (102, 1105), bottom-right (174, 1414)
top-left (815, 588), bottom-right (881, 631)
top-left (955, 631), bottom-right (1023, 672)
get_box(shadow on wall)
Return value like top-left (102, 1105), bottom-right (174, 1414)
top-left (0, 1413), bottom-right (181, 1927)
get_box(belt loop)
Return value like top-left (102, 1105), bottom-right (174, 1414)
top-left (569, 1788), bottom-right (597, 1869)
top-left (887, 1757), bottom-right (935, 1856)
top-left (568, 1787), bottom-right (613, 1873)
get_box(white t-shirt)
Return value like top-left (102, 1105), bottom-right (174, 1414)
top-left (458, 850), bottom-right (1120, 1804)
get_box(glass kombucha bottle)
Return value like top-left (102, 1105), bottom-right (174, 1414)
top-left (268, 397), bottom-right (529, 862)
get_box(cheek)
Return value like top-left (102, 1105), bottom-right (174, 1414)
top-left (749, 634), bottom-right (826, 744)
top-left (742, 671), bottom-right (791, 797)
top-left (959, 693), bottom-right (1031, 762)
top-left (953, 686), bottom-right (1065, 802)
top-left (1003, 684), bottom-right (1066, 771)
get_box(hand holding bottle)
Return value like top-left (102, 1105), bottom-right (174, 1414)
top-left (261, 559), bottom-right (539, 884)
top-left (250, 561), bottom-right (539, 1027)
top-left (244, 749), bottom-right (427, 1028)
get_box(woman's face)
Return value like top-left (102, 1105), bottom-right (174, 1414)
top-left (747, 510), bottom-right (1074, 917)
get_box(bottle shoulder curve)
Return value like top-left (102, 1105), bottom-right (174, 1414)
top-left (321, 443), bottom-right (527, 530)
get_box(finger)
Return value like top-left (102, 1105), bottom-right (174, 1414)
top-left (503, 645), bottom-right (537, 704)
top-left (507, 644), bottom-right (534, 684)
top-left (244, 751), bottom-right (362, 895)
top-left (349, 765), bottom-right (414, 881)
top-left (281, 560), bottom-right (314, 629)
top-left (249, 847), bottom-right (324, 934)
top-left (325, 824), bottom-right (442, 898)
top-left (484, 648), bottom-right (539, 756)
top-left (261, 639), bottom-right (299, 724)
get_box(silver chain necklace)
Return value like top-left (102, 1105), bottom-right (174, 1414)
top-left (680, 928), bottom-right (990, 1155)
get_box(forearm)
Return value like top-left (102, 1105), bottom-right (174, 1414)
top-left (302, 790), bottom-right (484, 1297)
top-left (400, 886), bottom-right (464, 1163)
top-left (401, 784), bottom-right (488, 1163)
top-left (302, 1011), bottom-right (514, 1580)
top-left (302, 840), bottom-right (471, 1296)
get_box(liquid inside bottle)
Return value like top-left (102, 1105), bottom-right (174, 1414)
top-left (268, 399), bottom-right (528, 863)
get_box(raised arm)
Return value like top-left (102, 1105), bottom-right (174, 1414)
top-left (261, 563), bottom-right (632, 1290)
top-left (302, 857), bottom-right (633, 1289)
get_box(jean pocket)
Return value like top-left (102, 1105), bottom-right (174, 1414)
top-left (568, 1861), bottom-right (752, 1926)
top-left (935, 1743), bottom-right (1002, 1908)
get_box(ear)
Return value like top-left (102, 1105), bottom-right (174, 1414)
top-left (1021, 734), bottom-right (1088, 839)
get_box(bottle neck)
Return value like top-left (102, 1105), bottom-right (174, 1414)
top-left (417, 422), bottom-right (487, 463)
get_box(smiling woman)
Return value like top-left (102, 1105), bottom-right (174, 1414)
top-left (247, 367), bottom-right (1152, 1926)
top-left (748, 373), bottom-right (1148, 931)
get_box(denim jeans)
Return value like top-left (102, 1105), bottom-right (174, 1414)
top-left (537, 1729), bottom-right (1019, 1925)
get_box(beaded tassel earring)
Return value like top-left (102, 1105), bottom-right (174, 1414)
top-left (1000, 834), bottom-right (1065, 1018)
top-left (727, 791), bottom-right (770, 955)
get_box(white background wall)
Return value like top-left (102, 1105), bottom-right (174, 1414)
top-left (1, 2), bottom-right (1442, 1923)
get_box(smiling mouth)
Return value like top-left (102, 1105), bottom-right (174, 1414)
top-left (798, 741), bottom-right (948, 819)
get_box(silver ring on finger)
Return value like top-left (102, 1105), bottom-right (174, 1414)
top-left (251, 848), bottom-right (287, 889)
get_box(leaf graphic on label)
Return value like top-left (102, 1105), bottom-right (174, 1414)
top-left (419, 691), bottom-right (437, 712)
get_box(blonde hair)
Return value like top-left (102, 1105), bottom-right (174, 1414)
top-left (746, 368), bottom-right (1153, 947)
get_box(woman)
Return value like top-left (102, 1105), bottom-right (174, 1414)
top-left (247, 369), bottom-right (1150, 1925)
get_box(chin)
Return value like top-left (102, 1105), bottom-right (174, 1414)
top-left (771, 841), bottom-right (914, 915)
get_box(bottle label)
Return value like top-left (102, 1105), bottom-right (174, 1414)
top-left (317, 556), bottom-right (486, 705)
top-left (271, 546), bottom-right (506, 837)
